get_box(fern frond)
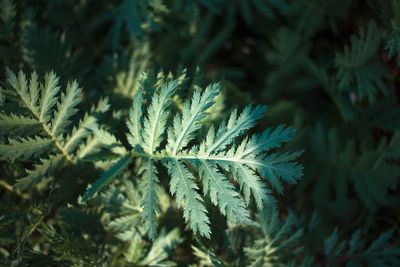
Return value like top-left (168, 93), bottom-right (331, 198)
top-left (244, 208), bottom-right (304, 267)
top-left (84, 72), bottom-right (302, 238)
top-left (363, 229), bottom-right (400, 265)
top-left (140, 158), bottom-right (160, 240)
top-left (166, 83), bottom-right (220, 155)
top-left (199, 160), bottom-right (251, 225)
top-left (107, 214), bottom-right (141, 233)
top-left (1, 69), bottom-right (106, 190)
top-left (0, 136), bottom-right (53, 162)
top-left (50, 81), bottom-right (81, 137)
top-left (63, 98), bottom-right (109, 154)
top-left (100, 180), bottom-right (141, 215)
top-left (87, 127), bottom-right (127, 158)
top-left (0, 86), bottom-right (4, 105)
top-left (335, 21), bottom-right (391, 104)
top-left (239, 125), bottom-right (294, 157)
top-left (142, 80), bottom-right (177, 154)
top-left (305, 124), bottom-right (399, 211)
top-left (39, 71), bottom-right (60, 125)
top-left (38, 223), bottom-right (99, 265)
top-left (239, 164), bottom-right (276, 210)
top-left (0, 113), bottom-right (41, 136)
top-left (192, 245), bottom-right (228, 267)
top-left (324, 228), bottom-right (346, 257)
top-left (5, 69), bottom-right (36, 115)
top-left (127, 89), bottom-right (144, 149)
top-left (14, 154), bottom-right (64, 191)
top-left (167, 159), bottom-right (211, 237)
top-left (259, 151), bottom-right (304, 192)
top-left (199, 105), bottom-right (266, 155)
top-left (76, 135), bottom-right (101, 160)
top-left (99, 179), bottom-right (180, 264)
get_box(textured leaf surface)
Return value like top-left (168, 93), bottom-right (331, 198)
top-left (0, 136), bottom-right (53, 162)
top-left (50, 80), bottom-right (81, 137)
top-left (140, 159), bottom-right (160, 240)
top-left (167, 83), bottom-right (220, 154)
top-left (167, 160), bottom-right (211, 238)
top-left (142, 81), bottom-right (177, 154)
top-left (0, 114), bottom-right (41, 136)
top-left (92, 76), bottom-right (302, 239)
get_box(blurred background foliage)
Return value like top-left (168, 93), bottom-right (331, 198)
top-left (0, 0), bottom-right (400, 266)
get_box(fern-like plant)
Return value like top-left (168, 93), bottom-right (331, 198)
top-left (335, 21), bottom-right (391, 104)
top-left (0, 69), bottom-right (109, 190)
top-left (244, 208), bottom-right (308, 267)
top-left (81, 71), bottom-right (303, 239)
top-left (299, 124), bottom-right (400, 213)
top-left (100, 179), bottom-right (183, 265)
top-left (324, 227), bottom-right (400, 266)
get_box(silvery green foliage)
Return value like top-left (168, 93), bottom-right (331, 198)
top-left (100, 180), bottom-right (183, 266)
top-left (82, 72), bottom-right (303, 240)
top-left (0, 69), bottom-right (109, 190)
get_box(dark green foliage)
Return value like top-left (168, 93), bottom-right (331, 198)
top-left (335, 21), bottom-right (391, 104)
top-left (244, 208), bottom-right (305, 266)
top-left (385, 0), bottom-right (400, 67)
top-left (386, 20), bottom-right (400, 67)
top-left (324, 228), bottom-right (400, 266)
top-left (93, 0), bottom-right (167, 50)
top-left (0, 0), bottom-right (399, 266)
top-left (299, 125), bottom-right (399, 214)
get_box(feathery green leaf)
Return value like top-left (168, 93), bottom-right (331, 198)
top-left (0, 136), bottom-right (53, 162)
top-left (140, 158), bottom-right (160, 240)
top-left (335, 21), bottom-right (391, 104)
top-left (143, 80), bottom-right (177, 154)
top-left (14, 154), bottom-right (64, 191)
top-left (167, 159), bottom-right (211, 238)
top-left (167, 83), bottom-right (220, 155)
top-left (50, 81), bottom-right (82, 137)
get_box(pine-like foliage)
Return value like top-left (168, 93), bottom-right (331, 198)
top-left (81, 71), bottom-right (303, 239)
top-left (0, 69), bottom-right (109, 190)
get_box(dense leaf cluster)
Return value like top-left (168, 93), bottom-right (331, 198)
top-left (0, 0), bottom-right (399, 266)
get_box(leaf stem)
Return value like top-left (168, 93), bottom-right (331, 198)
top-left (13, 79), bottom-right (73, 162)
top-left (0, 180), bottom-right (29, 199)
